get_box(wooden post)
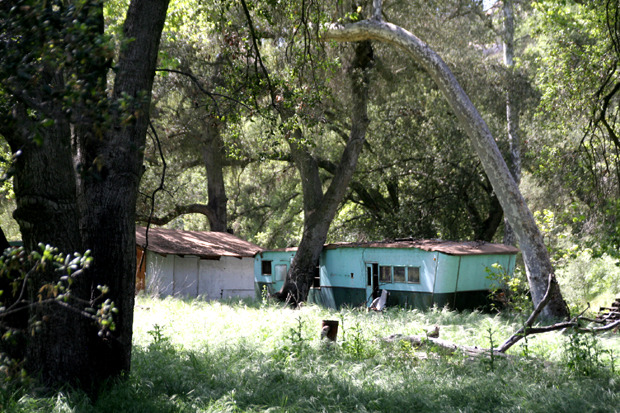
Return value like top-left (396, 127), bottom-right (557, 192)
top-left (321, 320), bottom-right (339, 341)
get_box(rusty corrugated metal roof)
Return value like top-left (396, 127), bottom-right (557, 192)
top-left (322, 239), bottom-right (519, 256)
top-left (136, 227), bottom-right (262, 259)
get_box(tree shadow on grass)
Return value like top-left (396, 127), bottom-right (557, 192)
top-left (86, 339), bottom-right (620, 413)
top-left (2, 334), bottom-right (619, 412)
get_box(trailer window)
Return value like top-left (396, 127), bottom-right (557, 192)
top-left (274, 264), bottom-right (287, 282)
top-left (393, 266), bottom-right (406, 283)
top-left (407, 267), bottom-right (420, 284)
top-left (261, 260), bottom-right (272, 275)
top-left (312, 266), bottom-right (320, 288)
top-left (379, 266), bottom-right (392, 283)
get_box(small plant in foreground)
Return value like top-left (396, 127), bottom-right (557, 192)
top-left (563, 327), bottom-right (610, 376)
top-left (274, 316), bottom-right (308, 362)
top-left (487, 327), bottom-right (496, 372)
top-left (341, 320), bottom-right (367, 359)
top-left (147, 324), bottom-right (169, 347)
top-left (520, 331), bottom-right (531, 358)
top-left (260, 285), bottom-right (272, 307)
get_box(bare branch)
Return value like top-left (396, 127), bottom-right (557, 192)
top-left (136, 203), bottom-right (216, 227)
top-left (497, 273), bottom-right (554, 353)
top-left (156, 68), bottom-right (254, 114)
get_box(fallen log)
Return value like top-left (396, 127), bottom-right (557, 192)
top-left (382, 334), bottom-right (508, 358)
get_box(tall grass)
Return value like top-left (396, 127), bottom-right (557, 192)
top-left (2, 296), bottom-right (619, 412)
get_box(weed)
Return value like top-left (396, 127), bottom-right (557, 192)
top-left (485, 327), bottom-right (496, 372)
top-left (146, 323), bottom-right (169, 347)
top-left (273, 315), bottom-right (309, 363)
top-left (260, 285), bottom-right (272, 308)
top-left (341, 320), bottom-right (367, 360)
top-left (563, 327), bottom-right (611, 377)
top-left (520, 331), bottom-right (531, 358)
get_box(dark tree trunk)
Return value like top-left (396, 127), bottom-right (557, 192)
top-left (477, 193), bottom-right (504, 242)
top-left (4, 105), bottom-right (82, 253)
top-left (0, 0), bottom-right (170, 388)
top-left (0, 226), bottom-right (9, 252)
top-left (202, 119), bottom-right (228, 232)
top-left (1, 75), bottom-right (87, 385)
top-left (462, 180), bottom-right (504, 242)
top-left (75, 0), bottom-right (169, 384)
top-left (276, 41), bottom-right (373, 305)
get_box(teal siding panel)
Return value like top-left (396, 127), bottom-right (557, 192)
top-left (455, 254), bottom-right (515, 292)
top-left (433, 254), bottom-right (460, 293)
top-left (320, 248), bottom-right (366, 289)
top-left (432, 253), bottom-right (517, 293)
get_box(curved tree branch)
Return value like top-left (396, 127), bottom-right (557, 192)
top-left (322, 11), bottom-right (569, 319)
top-left (136, 203), bottom-right (216, 227)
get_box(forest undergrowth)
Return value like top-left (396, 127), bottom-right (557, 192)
top-left (2, 295), bottom-right (619, 412)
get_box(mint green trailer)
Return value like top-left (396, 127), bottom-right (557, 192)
top-left (254, 249), bottom-right (297, 296)
top-left (255, 240), bottom-right (518, 310)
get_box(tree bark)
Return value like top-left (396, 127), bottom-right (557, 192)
top-left (323, 12), bottom-right (569, 319)
top-left (75, 0), bottom-right (169, 385)
top-left (201, 117), bottom-right (229, 232)
top-left (502, 0), bottom-right (521, 247)
top-left (276, 40), bottom-right (373, 305)
top-left (0, 0), bottom-right (170, 388)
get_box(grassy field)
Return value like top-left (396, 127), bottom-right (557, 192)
top-left (2, 295), bottom-right (620, 412)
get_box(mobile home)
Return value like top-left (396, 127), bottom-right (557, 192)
top-left (256, 239), bottom-right (518, 310)
top-left (137, 227), bottom-right (262, 299)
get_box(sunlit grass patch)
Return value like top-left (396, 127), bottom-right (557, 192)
top-left (2, 295), bottom-right (619, 412)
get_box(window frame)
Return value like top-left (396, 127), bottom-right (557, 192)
top-left (379, 265), bottom-right (392, 283)
top-left (407, 266), bottom-right (421, 284)
top-left (393, 266), bottom-right (406, 283)
top-left (274, 264), bottom-right (288, 282)
top-left (261, 260), bottom-right (272, 276)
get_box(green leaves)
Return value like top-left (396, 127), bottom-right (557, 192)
top-left (0, 244), bottom-right (117, 344)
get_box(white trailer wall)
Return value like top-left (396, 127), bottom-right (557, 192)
top-left (146, 251), bottom-right (174, 296)
top-left (198, 256), bottom-right (255, 300)
top-left (174, 255), bottom-right (199, 297)
top-left (145, 252), bottom-right (255, 300)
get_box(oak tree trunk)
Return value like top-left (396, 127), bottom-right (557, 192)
top-left (0, 0), bottom-right (170, 388)
top-left (1, 100), bottom-right (88, 376)
top-left (276, 41), bottom-right (373, 305)
top-left (202, 118), bottom-right (228, 232)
